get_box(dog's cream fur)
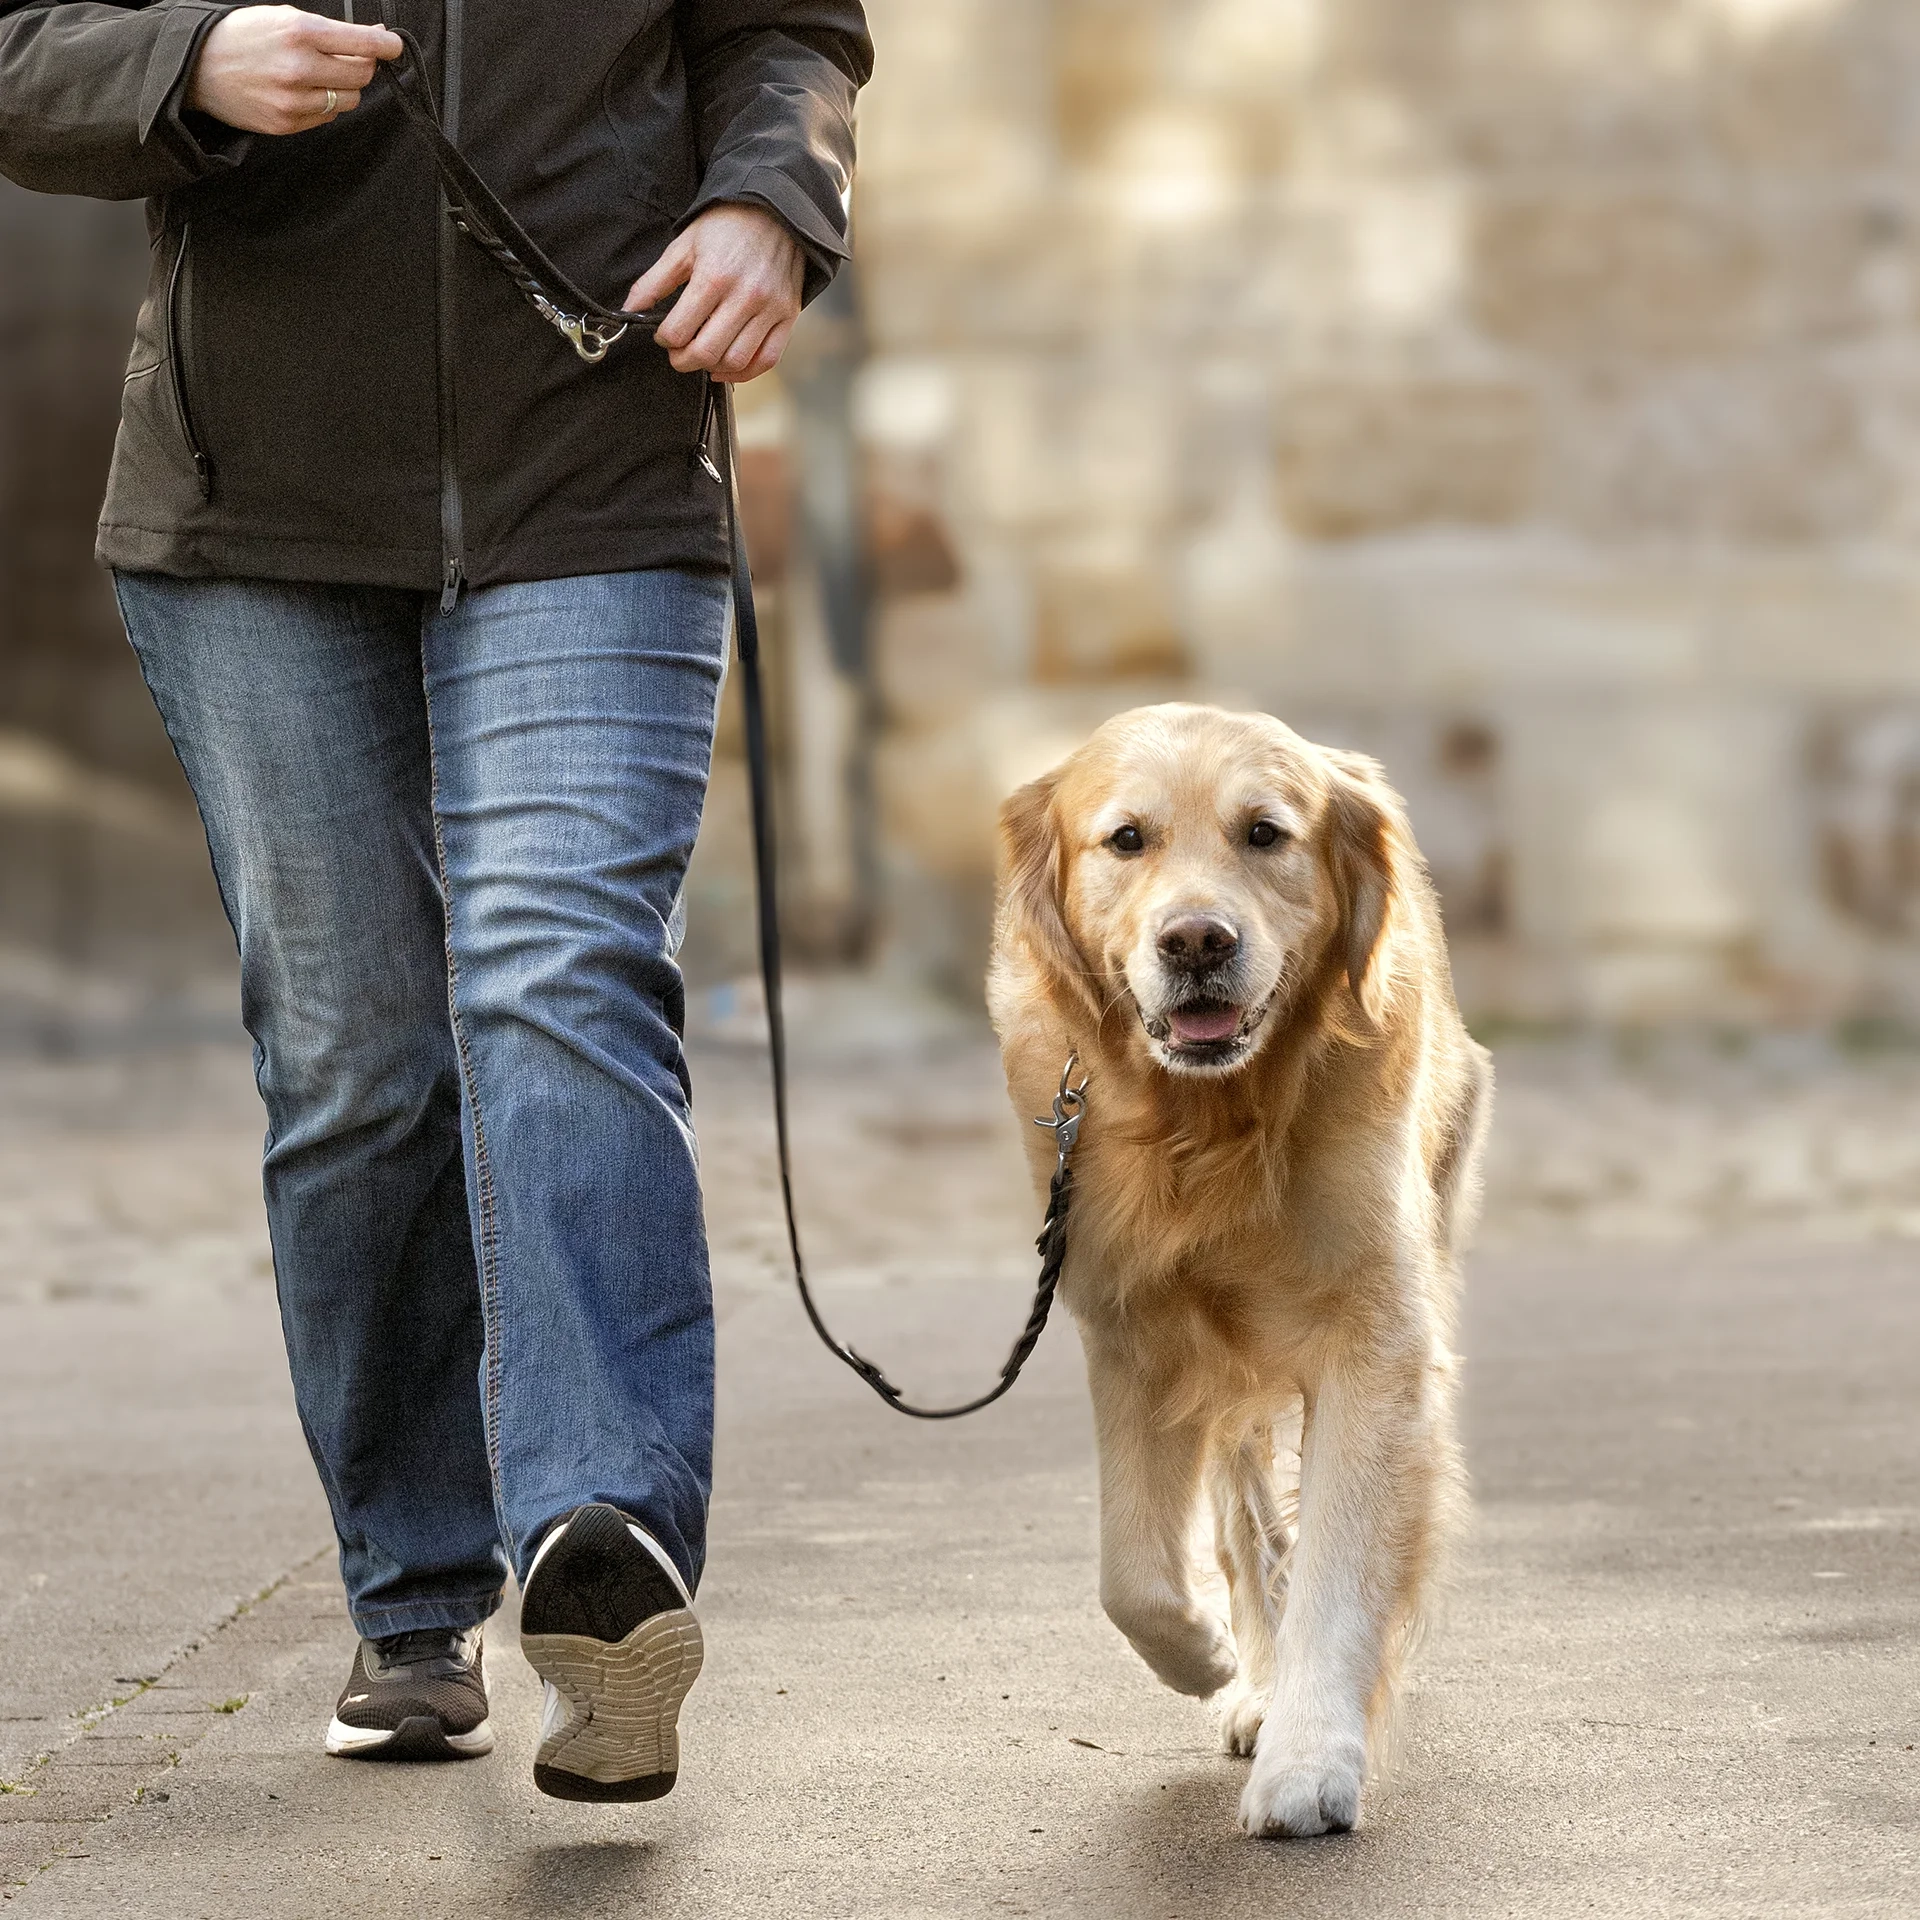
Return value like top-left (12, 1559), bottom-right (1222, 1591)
top-left (987, 703), bottom-right (1491, 1839)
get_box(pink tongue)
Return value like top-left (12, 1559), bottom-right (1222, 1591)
top-left (1169, 1003), bottom-right (1241, 1044)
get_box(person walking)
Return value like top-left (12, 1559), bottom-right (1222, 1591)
top-left (0, 0), bottom-right (870, 1801)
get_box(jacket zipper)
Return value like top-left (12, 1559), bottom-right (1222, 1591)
top-left (436, 0), bottom-right (466, 612)
top-left (165, 219), bottom-right (213, 501)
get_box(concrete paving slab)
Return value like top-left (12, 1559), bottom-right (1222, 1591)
top-left (0, 1834), bottom-right (88, 1900)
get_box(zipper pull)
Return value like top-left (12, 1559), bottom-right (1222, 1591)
top-left (191, 452), bottom-right (212, 502)
top-left (440, 559), bottom-right (464, 614)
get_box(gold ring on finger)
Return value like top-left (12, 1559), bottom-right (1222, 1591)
top-left (325, 88), bottom-right (338, 116)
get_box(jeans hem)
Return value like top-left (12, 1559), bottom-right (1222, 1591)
top-left (349, 1589), bottom-right (505, 1639)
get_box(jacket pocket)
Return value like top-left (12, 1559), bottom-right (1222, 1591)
top-left (164, 220), bottom-right (213, 500)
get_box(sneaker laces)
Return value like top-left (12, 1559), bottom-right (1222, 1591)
top-left (373, 1627), bottom-right (470, 1667)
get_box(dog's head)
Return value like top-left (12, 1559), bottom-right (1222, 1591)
top-left (997, 705), bottom-right (1411, 1077)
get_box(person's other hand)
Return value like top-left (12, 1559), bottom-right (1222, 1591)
top-left (186, 7), bottom-right (403, 136)
top-left (625, 204), bottom-right (804, 383)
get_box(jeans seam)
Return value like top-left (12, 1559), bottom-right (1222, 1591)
top-left (419, 631), bottom-right (513, 1563)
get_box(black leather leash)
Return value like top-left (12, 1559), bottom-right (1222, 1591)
top-left (385, 30), bottom-right (664, 361)
top-left (382, 38), bottom-right (1086, 1418)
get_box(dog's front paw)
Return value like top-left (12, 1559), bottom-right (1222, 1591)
top-left (1216, 1680), bottom-right (1266, 1756)
top-left (1105, 1594), bottom-right (1238, 1698)
top-left (1136, 1612), bottom-right (1238, 1698)
top-left (1237, 1737), bottom-right (1365, 1839)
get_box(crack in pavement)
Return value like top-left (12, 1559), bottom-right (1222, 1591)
top-left (0, 1546), bottom-right (333, 1901)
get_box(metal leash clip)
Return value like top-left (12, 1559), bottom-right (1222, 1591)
top-left (1034, 1052), bottom-right (1091, 1170)
top-left (530, 292), bottom-right (629, 363)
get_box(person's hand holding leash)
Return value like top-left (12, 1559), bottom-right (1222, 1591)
top-left (625, 206), bottom-right (804, 383)
top-left (191, 19), bottom-right (800, 384)
top-left (187, 6), bottom-right (402, 135)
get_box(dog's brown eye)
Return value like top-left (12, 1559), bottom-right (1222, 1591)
top-left (1248, 820), bottom-right (1287, 849)
top-left (1109, 824), bottom-right (1145, 855)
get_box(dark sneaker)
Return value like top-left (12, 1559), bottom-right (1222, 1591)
top-left (519, 1503), bottom-right (703, 1802)
top-left (324, 1627), bottom-right (493, 1761)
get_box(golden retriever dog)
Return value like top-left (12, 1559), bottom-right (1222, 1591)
top-left (987, 703), bottom-right (1491, 1839)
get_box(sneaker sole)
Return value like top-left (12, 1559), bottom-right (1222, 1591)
top-left (325, 1714), bottom-right (494, 1761)
top-left (520, 1505), bottom-right (704, 1802)
top-left (523, 1609), bottom-right (704, 1801)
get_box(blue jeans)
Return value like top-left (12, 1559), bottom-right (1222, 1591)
top-left (114, 569), bottom-right (730, 1637)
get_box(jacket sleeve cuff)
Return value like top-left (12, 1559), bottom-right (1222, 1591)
top-left (680, 164), bottom-right (850, 308)
top-left (139, 3), bottom-right (251, 175)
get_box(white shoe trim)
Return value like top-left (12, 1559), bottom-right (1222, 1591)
top-left (526, 1516), bottom-right (572, 1588)
top-left (524, 1508), bottom-right (692, 1609)
top-left (325, 1715), bottom-right (397, 1755)
top-left (625, 1521), bottom-right (693, 1608)
top-left (324, 1713), bottom-right (493, 1757)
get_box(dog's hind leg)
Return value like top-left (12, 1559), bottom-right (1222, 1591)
top-left (1211, 1418), bottom-right (1298, 1756)
top-left (1083, 1328), bottom-right (1238, 1699)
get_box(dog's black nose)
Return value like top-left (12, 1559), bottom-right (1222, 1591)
top-left (1157, 913), bottom-right (1239, 970)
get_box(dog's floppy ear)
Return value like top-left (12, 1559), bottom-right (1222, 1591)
top-left (1325, 751), bottom-right (1411, 1029)
top-left (996, 771), bottom-right (1099, 1020)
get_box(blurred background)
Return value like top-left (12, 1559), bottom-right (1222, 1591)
top-left (8, 0), bottom-right (1920, 1247)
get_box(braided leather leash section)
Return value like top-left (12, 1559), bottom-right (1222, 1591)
top-left (384, 32), bottom-right (667, 362)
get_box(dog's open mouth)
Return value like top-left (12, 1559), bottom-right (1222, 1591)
top-left (1166, 999), bottom-right (1244, 1049)
top-left (1136, 985), bottom-right (1276, 1071)
top-left (1144, 995), bottom-right (1267, 1070)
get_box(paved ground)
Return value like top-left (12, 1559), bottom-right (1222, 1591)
top-left (1, 1025), bottom-right (1917, 1916)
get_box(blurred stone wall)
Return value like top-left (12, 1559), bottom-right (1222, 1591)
top-left (853, 0), bottom-right (1920, 1021)
top-left (10, 2), bottom-right (1920, 1036)
top-left (0, 185), bottom-right (232, 1046)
